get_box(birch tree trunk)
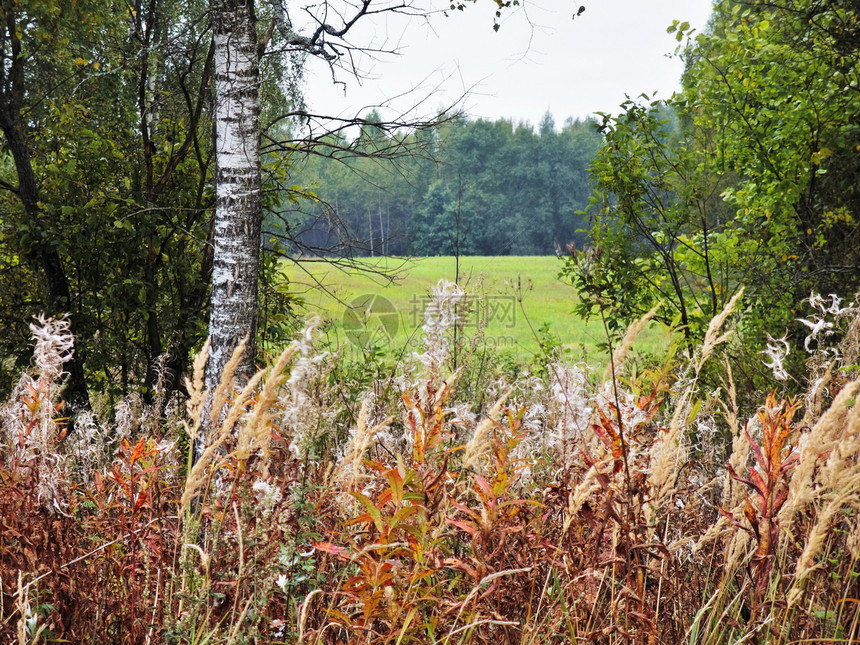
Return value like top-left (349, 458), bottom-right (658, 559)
top-left (206, 0), bottom-right (262, 394)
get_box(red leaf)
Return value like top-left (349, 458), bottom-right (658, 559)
top-left (449, 519), bottom-right (479, 535)
top-left (313, 541), bottom-right (350, 559)
top-left (130, 436), bottom-right (147, 465)
top-left (727, 463), bottom-right (756, 492)
top-left (744, 499), bottom-right (760, 538)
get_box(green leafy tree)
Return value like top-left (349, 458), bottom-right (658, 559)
top-left (681, 0), bottom-right (860, 315)
top-left (564, 98), bottom-right (733, 350)
top-left (0, 0), bottom-right (95, 407)
top-left (0, 0), bottom-right (214, 403)
top-left (413, 180), bottom-right (478, 256)
top-left (0, 0), bottom-right (586, 407)
top-left (566, 0), bottom-right (860, 387)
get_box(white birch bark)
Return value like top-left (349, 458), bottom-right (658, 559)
top-left (206, 0), bottom-right (261, 392)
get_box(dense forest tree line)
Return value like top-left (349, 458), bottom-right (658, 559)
top-left (275, 112), bottom-right (602, 257)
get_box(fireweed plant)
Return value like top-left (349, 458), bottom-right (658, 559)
top-left (2, 286), bottom-right (860, 643)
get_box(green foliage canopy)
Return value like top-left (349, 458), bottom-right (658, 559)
top-left (565, 0), bottom-right (860, 379)
top-left (0, 0), bottom-right (215, 402)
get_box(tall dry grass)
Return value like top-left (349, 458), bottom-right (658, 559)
top-left (2, 286), bottom-right (860, 643)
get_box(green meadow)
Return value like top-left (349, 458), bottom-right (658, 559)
top-left (282, 256), bottom-right (668, 364)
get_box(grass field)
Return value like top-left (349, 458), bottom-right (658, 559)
top-left (282, 256), bottom-right (668, 364)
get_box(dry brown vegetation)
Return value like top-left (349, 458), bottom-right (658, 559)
top-left (3, 285), bottom-right (860, 644)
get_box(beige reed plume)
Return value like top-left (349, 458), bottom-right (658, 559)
top-left (184, 338), bottom-right (210, 437)
top-left (780, 378), bottom-right (860, 526)
top-left (181, 368), bottom-right (265, 508)
top-left (647, 288), bottom-right (744, 516)
top-left (464, 390), bottom-right (511, 470)
top-left (698, 288), bottom-right (745, 369)
top-left (788, 471), bottom-right (860, 608)
top-left (209, 336), bottom-right (250, 427)
top-left (602, 303), bottom-right (661, 382)
top-left (335, 397), bottom-right (394, 488)
top-left (235, 343), bottom-right (298, 463)
top-left (181, 337), bottom-right (260, 508)
top-left (719, 359), bottom-right (749, 507)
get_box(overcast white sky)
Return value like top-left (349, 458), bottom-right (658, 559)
top-left (299, 0), bottom-right (714, 128)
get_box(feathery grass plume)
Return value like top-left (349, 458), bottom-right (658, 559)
top-left (724, 416), bottom-right (752, 511)
top-left (209, 335), bottom-right (249, 427)
top-left (816, 400), bottom-right (860, 494)
top-left (565, 458), bottom-right (608, 529)
top-left (648, 289), bottom-right (744, 511)
top-left (352, 416), bottom-right (394, 484)
top-left (334, 393), bottom-right (394, 490)
top-left (788, 476), bottom-right (860, 608)
top-left (235, 343), bottom-right (298, 463)
top-left (335, 397), bottom-right (369, 485)
top-left (602, 303), bottom-right (660, 382)
top-left (187, 337), bottom-right (244, 471)
top-left (717, 360), bottom-right (749, 520)
top-left (694, 514), bottom-right (733, 552)
top-left (181, 339), bottom-right (210, 476)
top-left (464, 390), bottom-right (510, 470)
top-left (213, 369), bottom-right (265, 447)
top-left (647, 418), bottom-right (690, 518)
top-left (724, 525), bottom-right (752, 576)
top-left (718, 359), bottom-right (747, 506)
top-left (700, 287), bottom-right (745, 369)
top-left (780, 379), bottom-right (860, 525)
top-left (185, 338), bottom-right (210, 430)
top-left (181, 366), bottom-right (265, 508)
